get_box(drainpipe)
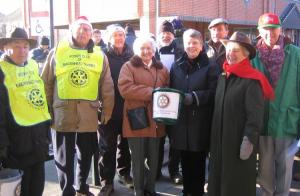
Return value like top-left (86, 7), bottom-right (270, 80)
top-left (156, 0), bottom-right (159, 37)
top-left (49, 0), bottom-right (54, 48)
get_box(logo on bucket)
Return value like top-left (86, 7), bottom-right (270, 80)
top-left (157, 94), bottom-right (170, 108)
top-left (153, 88), bottom-right (183, 125)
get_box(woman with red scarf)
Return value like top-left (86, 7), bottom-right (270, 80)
top-left (208, 32), bottom-right (274, 196)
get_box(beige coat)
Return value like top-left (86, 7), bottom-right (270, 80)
top-left (118, 55), bottom-right (169, 137)
top-left (41, 39), bottom-right (114, 132)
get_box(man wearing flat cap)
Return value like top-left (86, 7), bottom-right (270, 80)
top-left (0, 27), bottom-right (51, 196)
top-left (41, 16), bottom-right (114, 196)
top-left (251, 13), bottom-right (300, 196)
top-left (206, 18), bottom-right (229, 74)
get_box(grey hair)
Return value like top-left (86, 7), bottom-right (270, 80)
top-left (133, 36), bottom-right (157, 55)
top-left (93, 29), bottom-right (101, 34)
top-left (183, 29), bottom-right (203, 44)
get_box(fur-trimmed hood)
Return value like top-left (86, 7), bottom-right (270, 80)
top-left (129, 55), bottom-right (164, 69)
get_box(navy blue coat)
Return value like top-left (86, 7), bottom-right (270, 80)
top-left (31, 47), bottom-right (49, 63)
top-left (169, 51), bottom-right (218, 152)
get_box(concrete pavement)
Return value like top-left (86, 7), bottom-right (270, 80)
top-left (43, 158), bottom-right (184, 196)
top-left (43, 148), bottom-right (300, 196)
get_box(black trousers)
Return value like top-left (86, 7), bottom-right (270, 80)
top-left (98, 119), bottom-right (131, 186)
top-left (21, 161), bottom-right (45, 196)
top-left (158, 136), bottom-right (181, 175)
top-left (51, 130), bottom-right (98, 196)
top-left (181, 150), bottom-right (207, 196)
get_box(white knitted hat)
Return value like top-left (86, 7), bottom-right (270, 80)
top-left (105, 24), bottom-right (125, 43)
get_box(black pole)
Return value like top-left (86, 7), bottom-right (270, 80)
top-left (49, 0), bottom-right (54, 48)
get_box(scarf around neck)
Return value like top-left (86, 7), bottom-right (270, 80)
top-left (257, 35), bottom-right (284, 87)
top-left (223, 58), bottom-right (275, 100)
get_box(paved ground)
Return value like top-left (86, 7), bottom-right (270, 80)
top-left (43, 146), bottom-right (300, 196)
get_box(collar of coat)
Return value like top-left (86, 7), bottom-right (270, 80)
top-left (256, 35), bottom-right (292, 48)
top-left (105, 43), bottom-right (133, 58)
top-left (158, 40), bottom-right (176, 54)
top-left (207, 39), bottom-right (226, 55)
top-left (177, 50), bottom-right (210, 69)
top-left (69, 37), bottom-right (95, 53)
top-left (129, 55), bottom-right (164, 69)
top-left (3, 56), bottom-right (28, 66)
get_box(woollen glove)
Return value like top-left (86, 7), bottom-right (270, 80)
top-left (240, 136), bottom-right (253, 160)
top-left (183, 93), bottom-right (193, 106)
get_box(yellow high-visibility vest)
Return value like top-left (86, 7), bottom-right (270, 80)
top-left (0, 59), bottom-right (51, 126)
top-left (55, 41), bottom-right (103, 100)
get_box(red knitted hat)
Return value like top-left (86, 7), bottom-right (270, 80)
top-left (71, 16), bottom-right (93, 30)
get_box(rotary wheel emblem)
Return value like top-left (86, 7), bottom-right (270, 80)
top-left (28, 89), bottom-right (44, 107)
top-left (157, 94), bottom-right (169, 108)
top-left (70, 69), bottom-right (88, 86)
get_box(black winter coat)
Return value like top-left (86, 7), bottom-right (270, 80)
top-left (0, 59), bottom-right (50, 169)
top-left (104, 43), bottom-right (133, 121)
top-left (208, 74), bottom-right (264, 196)
top-left (169, 51), bottom-right (218, 152)
top-left (155, 40), bottom-right (184, 62)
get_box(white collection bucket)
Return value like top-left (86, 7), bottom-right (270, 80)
top-left (0, 168), bottom-right (22, 196)
top-left (152, 87), bottom-right (184, 125)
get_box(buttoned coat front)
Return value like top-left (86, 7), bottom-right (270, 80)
top-left (118, 55), bottom-right (169, 138)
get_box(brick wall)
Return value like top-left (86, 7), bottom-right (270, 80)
top-left (159, 0), bottom-right (296, 24)
top-left (159, 0), bottom-right (218, 18)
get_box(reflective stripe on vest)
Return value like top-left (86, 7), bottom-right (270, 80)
top-left (55, 41), bottom-right (103, 100)
top-left (0, 59), bottom-right (51, 126)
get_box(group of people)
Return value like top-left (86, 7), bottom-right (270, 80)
top-left (207, 13), bottom-right (300, 196)
top-left (0, 12), bottom-right (299, 196)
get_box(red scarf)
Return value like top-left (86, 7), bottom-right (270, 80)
top-left (223, 58), bottom-right (275, 100)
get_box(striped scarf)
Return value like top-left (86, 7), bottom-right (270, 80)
top-left (257, 35), bottom-right (284, 88)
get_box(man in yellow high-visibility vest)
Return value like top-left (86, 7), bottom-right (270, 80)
top-left (41, 16), bottom-right (114, 196)
top-left (0, 27), bottom-right (51, 196)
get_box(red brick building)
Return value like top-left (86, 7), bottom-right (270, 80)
top-left (23, 0), bottom-right (300, 45)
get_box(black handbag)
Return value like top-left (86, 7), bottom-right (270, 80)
top-left (127, 107), bottom-right (149, 130)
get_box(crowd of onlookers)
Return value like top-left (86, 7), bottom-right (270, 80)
top-left (0, 12), bottom-right (299, 196)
